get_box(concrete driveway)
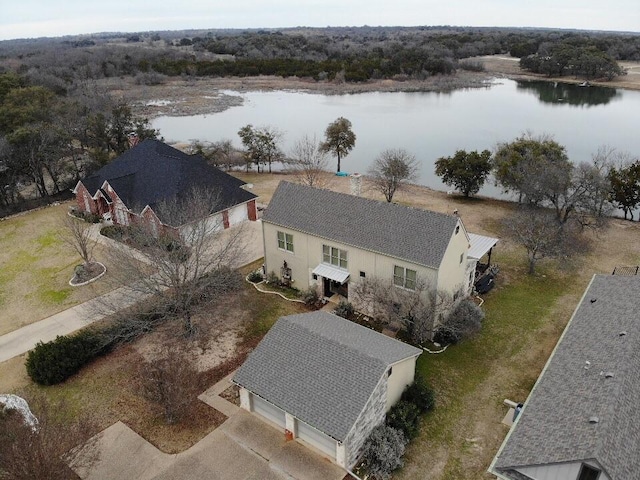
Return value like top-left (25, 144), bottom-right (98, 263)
top-left (76, 411), bottom-right (346, 480)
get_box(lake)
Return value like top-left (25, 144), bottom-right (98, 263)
top-left (153, 79), bottom-right (640, 198)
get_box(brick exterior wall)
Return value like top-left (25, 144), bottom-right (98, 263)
top-left (344, 373), bottom-right (388, 469)
top-left (247, 199), bottom-right (258, 221)
top-left (75, 182), bottom-right (97, 215)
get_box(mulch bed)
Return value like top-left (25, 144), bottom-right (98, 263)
top-left (219, 384), bottom-right (240, 406)
top-left (70, 262), bottom-right (106, 285)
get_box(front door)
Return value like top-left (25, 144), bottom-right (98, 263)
top-left (323, 277), bottom-right (333, 298)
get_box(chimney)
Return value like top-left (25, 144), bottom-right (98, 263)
top-left (127, 132), bottom-right (139, 148)
top-left (350, 173), bottom-right (362, 196)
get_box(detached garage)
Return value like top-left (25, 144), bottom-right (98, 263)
top-left (233, 312), bottom-right (422, 469)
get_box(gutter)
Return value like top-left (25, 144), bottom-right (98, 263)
top-left (487, 274), bottom-right (597, 477)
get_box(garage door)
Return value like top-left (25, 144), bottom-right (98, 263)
top-left (296, 420), bottom-right (337, 460)
top-left (229, 204), bottom-right (248, 226)
top-left (251, 394), bottom-right (286, 429)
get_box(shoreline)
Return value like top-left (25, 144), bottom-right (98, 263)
top-left (106, 55), bottom-right (640, 119)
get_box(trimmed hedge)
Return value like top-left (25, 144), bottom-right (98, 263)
top-left (25, 331), bottom-right (105, 385)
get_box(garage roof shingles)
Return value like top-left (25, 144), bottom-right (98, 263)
top-left (262, 181), bottom-right (459, 269)
top-left (233, 312), bottom-right (421, 441)
top-left (492, 275), bottom-right (640, 480)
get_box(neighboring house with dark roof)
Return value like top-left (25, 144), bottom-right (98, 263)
top-left (489, 274), bottom-right (640, 480)
top-left (262, 181), bottom-right (496, 331)
top-left (233, 311), bottom-right (422, 469)
top-left (73, 139), bottom-right (257, 240)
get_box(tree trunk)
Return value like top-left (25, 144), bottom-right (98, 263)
top-left (337, 152), bottom-right (341, 173)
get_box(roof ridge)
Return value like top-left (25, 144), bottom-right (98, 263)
top-left (279, 180), bottom-right (458, 220)
top-left (282, 314), bottom-right (400, 366)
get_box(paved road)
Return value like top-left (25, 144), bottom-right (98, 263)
top-left (0, 220), bottom-right (264, 363)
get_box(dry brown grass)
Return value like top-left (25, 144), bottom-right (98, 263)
top-left (0, 273), bottom-right (309, 453)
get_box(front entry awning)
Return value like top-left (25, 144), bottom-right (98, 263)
top-left (312, 264), bottom-right (350, 284)
top-left (468, 233), bottom-right (499, 260)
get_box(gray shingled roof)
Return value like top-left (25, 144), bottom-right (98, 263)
top-left (79, 139), bottom-right (256, 225)
top-left (492, 275), bottom-right (640, 480)
top-left (233, 311), bottom-right (421, 441)
top-left (262, 181), bottom-right (460, 269)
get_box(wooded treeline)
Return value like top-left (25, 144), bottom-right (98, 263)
top-left (0, 72), bottom-right (158, 216)
top-left (1, 27), bottom-right (638, 88)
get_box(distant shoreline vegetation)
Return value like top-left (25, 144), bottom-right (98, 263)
top-left (1, 26), bottom-right (638, 91)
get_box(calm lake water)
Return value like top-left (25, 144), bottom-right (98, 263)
top-left (153, 79), bottom-right (640, 198)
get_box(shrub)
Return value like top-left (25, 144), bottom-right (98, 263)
top-left (334, 300), bottom-right (354, 318)
top-left (301, 286), bottom-right (321, 307)
top-left (361, 424), bottom-right (407, 480)
top-left (265, 271), bottom-right (280, 285)
top-left (100, 225), bottom-right (125, 240)
top-left (434, 298), bottom-right (484, 345)
top-left (25, 331), bottom-right (105, 385)
top-left (82, 212), bottom-right (101, 223)
top-left (386, 400), bottom-right (420, 440)
top-left (247, 270), bottom-right (263, 283)
top-left (401, 378), bottom-right (435, 413)
top-left (458, 60), bottom-right (485, 72)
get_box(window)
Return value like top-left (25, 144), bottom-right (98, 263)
top-left (455, 225), bottom-right (460, 234)
top-left (577, 465), bottom-right (600, 480)
top-left (394, 266), bottom-right (417, 290)
top-left (277, 231), bottom-right (294, 252)
top-left (360, 271), bottom-right (366, 278)
top-left (323, 245), bottom-right (347, 269)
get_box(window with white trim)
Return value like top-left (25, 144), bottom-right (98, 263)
top-left (323, 245), bottom-right (347, 269)
top-left (394, 266), bottom-right (417, 290)
top-left (277, 231), bottom-right (294, 252)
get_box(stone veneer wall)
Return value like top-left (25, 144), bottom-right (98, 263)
top-left (344, 372), bottom-right (388, 469)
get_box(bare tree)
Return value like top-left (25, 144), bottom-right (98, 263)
top-left (0, 395), bottom-right (100, 480)
top-left (137, 346), bottom-right (200, 425)
top-left (289, 134), bottom-right (330, 188)
top-left (351, 276), bottom-right (455, 344)
top-left (368, 148), bottom-right (418, 202)
top-left (103, 187), bottom-right (246, 337)
top-left (61, 215), bottom-right (97, 266)
top-left (503, 206), bottom-right (589, 275)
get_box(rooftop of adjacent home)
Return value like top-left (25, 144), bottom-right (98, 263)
top-left (491, 274), bottom-right (640, 480)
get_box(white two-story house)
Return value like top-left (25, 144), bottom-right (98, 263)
top-left (262, 182), bottom-right (493, 321)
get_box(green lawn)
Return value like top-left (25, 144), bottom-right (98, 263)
top-left (398, 260), bottom-right (576, 479)
top-left (0, 202), bottom-right (118, 335)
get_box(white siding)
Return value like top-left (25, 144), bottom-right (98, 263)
top-left (386, 356), bottom-right (418, 411)
top-left (262, 222), bottom-right (443, 299)
top-left (436, 218), bottom-right (470, 295)
top-left (516, 461), bottom-right (609, 480)
top-left (229, 203), bottom-right (248, 226)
